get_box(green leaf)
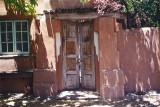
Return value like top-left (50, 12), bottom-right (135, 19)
top-left (4, 0), bottom-right (37, 16)
top-left (80, 0), bottom-right (91, 3)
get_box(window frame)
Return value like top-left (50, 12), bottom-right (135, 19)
top-left (0, 20), bottom-right (30, 55)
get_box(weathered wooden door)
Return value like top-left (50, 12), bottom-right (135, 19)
top-left (79, 23), bottom-right (95, 89)
top-left (62, 21), bottom-right (95, 90)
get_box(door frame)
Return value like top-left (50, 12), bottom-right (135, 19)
top-left (62, 20), bottom-right (95, 90)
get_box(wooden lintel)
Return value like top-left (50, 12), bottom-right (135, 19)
top-left (44, 12), bottom-right (124, 20)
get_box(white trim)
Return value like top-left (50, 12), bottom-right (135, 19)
top-left (0, 54), bottom-right (31, 58)
top-left (94, 32), bottom-right (99, 61)
top-left (56, 32), bottom-right (61, 62)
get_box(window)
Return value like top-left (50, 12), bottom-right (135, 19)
top-left (0, 20), bottom-right (29, 55)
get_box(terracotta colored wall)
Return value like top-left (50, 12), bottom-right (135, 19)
top-left (0, 57), bottom-right (35, 73)
top-left (33, 18), bottom-right (62, 96)
top-left (35, 18), bottom-right (56, 69)
top-left (0, 15), bottom-right (35, 93)
top-left (44, 0), bottom-right (92, 10)
top-left (118, 28), bottom-right (160, 92)
top-left (0, 0), bottom-right (93, 15)
top-left (0, 0), bottom-right (7, 15)
top-left (0, 73), bottom-right (32, 93)
top-left (98, 17), bottom-right (124, 99)
top-left (36, 0), bottom-right (44, 14)
top-left (33, 69), bottom-right (56, 96)
top-left (99, 17), bottom-right (119, 70)
top-left (0, 15), bottom-right (36, 72)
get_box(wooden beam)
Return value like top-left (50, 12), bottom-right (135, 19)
top-left (43, 12), bottom-right (124, 20)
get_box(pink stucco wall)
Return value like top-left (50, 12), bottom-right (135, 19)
top-left (0, 15), bottom-right (36, 73)
top-left (33, 18), bottom-right (62, 96)
top-left (0, 15), bottom-right (35, 93)
top-left (97, 17), bottom-right (160, 99)
top-left (1, 0), bottom-right (160, 98)
top-left (98, 17), bottom-right (125, 99)
top-left (43, 0), bottom-right (92, 10)
top-left (118, 28), bottom-right (160, 92)
top-left (0, 57), bottom-right (35, 73)
top-left (0, 73), bottom-right (32, 93)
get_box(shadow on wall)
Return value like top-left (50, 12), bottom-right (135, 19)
top-left (34, 19), bottom-right (49, 69)
top-left (14, 57), bottom-right (35, 72)
top-left (34, 16), bottom-right (57, 69)
top-left (118, 27), bottom-right (160, 92)
top-left (32, 17), bottom-right (58, 97)
top-left (101, 69), bottom-right (125, 99)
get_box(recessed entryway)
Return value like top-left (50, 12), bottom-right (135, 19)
top-left (62, 20), bottom-right (95, 90)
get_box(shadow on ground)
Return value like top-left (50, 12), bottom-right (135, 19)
top-left (0, 92), bottom-right (160, 107)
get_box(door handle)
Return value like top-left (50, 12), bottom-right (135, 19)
top-left (76, 59), bottom-right (80, 64)
top-left (77, 59), bottom-right (84, 64)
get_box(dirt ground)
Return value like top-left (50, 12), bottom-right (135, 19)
top-left (0, 91), bottom-right (160, 107)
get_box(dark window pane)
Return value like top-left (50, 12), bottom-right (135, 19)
top-left (7, 22), bottom-right (12, 31)
top-left (1, 22), bottom-right (6, 31)
top-left (1, 33), bottom-right (6, 42)
top-left (22, 32), bottom-right (28, 41)
top-left (2, 43), bottom-right (7, 52)
top-left (16, 43), bottom-right (22, 52)
top-left (8, 43), bottom-right (13, 52)
top-left (23, 43), bottom-right (28, 52)
top-left (16, 32), bottom-right (21, 41)
top-left (7, 33), bottom-right (13, 42)
top-left (22, 22), bottom-right (27, 31)
top-left (16, 22), bottom-right (21, 31)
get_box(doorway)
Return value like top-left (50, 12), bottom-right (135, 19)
top-left (62, 20), bottom-right (95, 90)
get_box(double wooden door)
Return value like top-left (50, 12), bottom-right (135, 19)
top-left (62, 21), bottom-right (95, 90)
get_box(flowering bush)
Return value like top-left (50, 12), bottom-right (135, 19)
top-left (92, 0), bottom-right (122, 14)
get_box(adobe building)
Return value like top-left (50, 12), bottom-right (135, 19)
top-left (0, 0), bottom-right (160, 100)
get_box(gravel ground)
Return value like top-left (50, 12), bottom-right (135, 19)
top-left (0, 90), bottom-right (160, 107)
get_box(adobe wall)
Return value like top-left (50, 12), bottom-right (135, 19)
top-left (0, 0), bottom-right (7, 15)
top-left (33, 17), bottom-right (62, 96)
top-left (98, 17), bottom-right (125, 99)
top-left (0, 73), bottom-right (32, 93)
top-left (0, 15), bottom-right (36, 72)
top-left (0, 15), bottom-right (35, 93)
top-left (0, 56), bottom-right (35, 72)
top-left (118, 28), bottom-right (160, 92)
top-left (0, 0), bottom-right (93, 15)
top-left (43, 0), bottom-right (92, 10)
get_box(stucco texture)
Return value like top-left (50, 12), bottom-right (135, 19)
top-left (0, 57), bottom-right (35, 73)
top-left (118, 28), bottom-right (160, 92)
top-left (97, 17), bottom-right (124, 99)
top-left (33, 18), bottom-right (62, 96)
top-left (0, 0), bottom-right (7, 15)
top-left (44, 0), bottom-right (92, 10)
top-left (0, 15), bottom-right (35, 93)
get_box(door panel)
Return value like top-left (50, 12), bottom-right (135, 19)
top-left (62, 21), bottom-right (95, 90)
top-left (80, 24), bottom-right (95, 89)
top-left (66, 74), bottom-right (78, 88)
top-left (63, 22), bottom-right (79, 89)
